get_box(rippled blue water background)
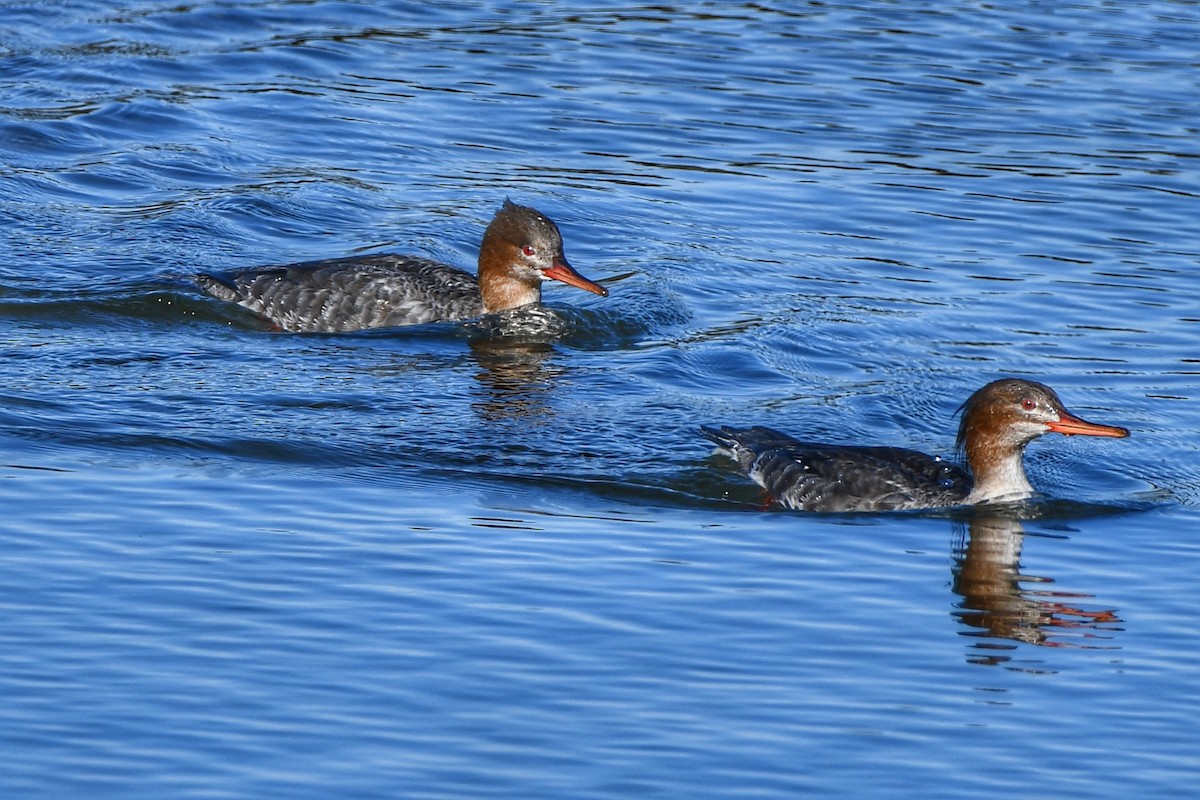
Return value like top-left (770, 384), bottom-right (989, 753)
top-left (2, 2), bottom-right (1198, 798)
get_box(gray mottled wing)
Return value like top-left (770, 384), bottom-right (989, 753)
top-left (701, 425), bottom-right (970, 512)
top-left (196, 255), bottom-right (483, 333)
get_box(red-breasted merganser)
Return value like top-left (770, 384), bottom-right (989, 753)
top-left (195, 200), bottom-right (608, 333)
top-left (701, 379), bottom-right (1129, 512)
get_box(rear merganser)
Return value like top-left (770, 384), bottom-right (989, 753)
top-left (701, 379), bottom-right (1129, 512)
top-left (195, 199), bottom-right (607, 333)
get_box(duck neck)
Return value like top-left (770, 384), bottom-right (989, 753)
top-left (962, 434), bottom-right (1035, 505)
top-left (478, 271), bottom-right (540, 313)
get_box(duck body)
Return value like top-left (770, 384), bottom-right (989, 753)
top-left (196, 255), bottom-right (483, 333)
top-left (703, 379), bottom-right (1130, 513)
top-left (700, 426), bottom-right (972, 512)
top-left (196, 200), bottom-right (607, 333)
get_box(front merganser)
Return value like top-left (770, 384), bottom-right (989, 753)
top-left (195, 199), bottom-right (607, 333)
top-left (701, 379), bottom-right (1129, 512)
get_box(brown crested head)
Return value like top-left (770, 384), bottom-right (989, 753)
top-left (476, 199), bottom-right (607, 313)
top-left (956, 378), bottom-right (1129, 455)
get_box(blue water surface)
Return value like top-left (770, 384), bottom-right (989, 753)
top-left (1, 2), bottom-right (1198, 798)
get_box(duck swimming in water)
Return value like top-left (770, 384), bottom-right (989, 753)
top-left (701, 379), bottom-right (1129, 512)
top-left (196, 200), bottom-right (607, 333)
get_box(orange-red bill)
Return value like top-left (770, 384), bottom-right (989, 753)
top-left (1046, 411), bottom-right (1129, 438)
top-left (544, 259), bottom-right (608, 297)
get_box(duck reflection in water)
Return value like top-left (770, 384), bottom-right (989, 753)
top-left (467, 334), bottom-right (563, 422)
top-left (952, 514), bottom-right (1122, 666)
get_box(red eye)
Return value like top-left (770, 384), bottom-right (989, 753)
top-left (522, 245), bottom-right (536, 256)
top-left (1022, 398), bottom-right (1037, 411)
